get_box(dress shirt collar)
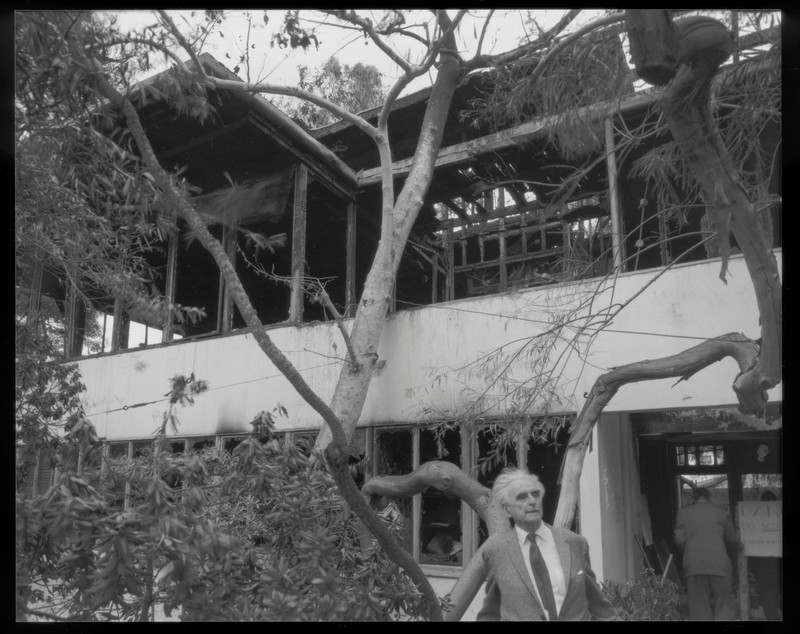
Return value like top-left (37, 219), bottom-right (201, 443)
top-left (514, 522), bottom-right (552, 546)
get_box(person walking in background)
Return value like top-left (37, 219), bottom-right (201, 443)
top-left (674, 487), bottom-right (742, 620)
top-left (476, 468), bottom-right (617, 621)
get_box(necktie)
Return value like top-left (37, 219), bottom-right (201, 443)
top-left (529, 534), bottom-right (558, 621)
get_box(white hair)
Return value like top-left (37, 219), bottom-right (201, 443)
top-left (491, 467), bottom-right (545, 508)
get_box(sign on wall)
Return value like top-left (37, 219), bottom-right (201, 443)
top-left (738, 501), bottom-right (782, 557)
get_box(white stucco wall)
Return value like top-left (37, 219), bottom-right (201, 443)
top-left (75, 251), bottom-right (782, 441)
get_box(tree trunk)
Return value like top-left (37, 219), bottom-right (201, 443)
top-left (314, 28), bottom-right (464, 453)
top-left (659, 15), bottom-right (781, 413)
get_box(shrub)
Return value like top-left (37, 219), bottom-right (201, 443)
top-left (16, 377), bottom-right (428, 622)
top-left (602, 568), bottom-right (682, 621)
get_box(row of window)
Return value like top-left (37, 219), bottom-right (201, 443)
top-left (24, 422), bottom-right (572, 572)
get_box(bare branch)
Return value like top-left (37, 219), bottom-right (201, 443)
top-left (325, 10), bottom-right (415, 74)
top-left (206, 77), bottom-right (379, 140)
top-left (156, 10), bottom-right (206, 78)
top-left (314, 286), bottom-right (359, 371)
top-left (473, 9), bottom-right (496, 60)
top-left (378, 10), bottom-right (467, 130)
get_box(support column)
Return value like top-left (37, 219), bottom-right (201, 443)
top-left (289, 164), bottom-right (308, 323)
top-left (446, 220), bottom-right (455, 301)
top-left (111, 298), bottom-right (128, 352)
top-left (412, 426), bottom-right (421, 562)
top-left (605, 118), bottom-right (625, 271)
top-left (345, 200), bottom-right (357, 317)
top-left (220, 224), bottom-right (236, 333)
top-left (64, 271), bottom-right (85, 358)
top-left (26, 254), bottom-right (43, 318)
top-left (162, 229), bottom-right (178, 342)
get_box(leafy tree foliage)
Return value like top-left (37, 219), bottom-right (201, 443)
top-left (15, 11), bottom-right (205, 337)
top-left (275, 56), bottom-right (387, 129)
top-left (15, 291), bottom-right (87, 494)
top-left (16, 378), bottom-right (429, 621)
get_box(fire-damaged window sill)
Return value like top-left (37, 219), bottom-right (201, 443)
top-left (420, 564), bottom-right (464, 578)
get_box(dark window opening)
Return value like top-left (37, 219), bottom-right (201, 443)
top-left (174, 224), bottom-right (223, 337)
top-left (303, 183), bottom-right (349, 321)
top-left (374, 428), bottom-right (414, 555)
top-left (231, 213), bottom-right (293, 329)
top-left (420, 427), bottom-right (462, 566)
top-left (526, 423), bottom-right (571, 527)
top-left (477, 427), bottom-right (517, 546)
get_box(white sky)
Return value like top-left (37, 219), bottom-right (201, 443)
top-left (106, 9), bottom-right (603, 97)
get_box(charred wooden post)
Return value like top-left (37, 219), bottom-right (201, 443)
top-left (289, 163), bottom-right (308, 323)
top-left (345, 200), bottom-right (357, 317)
top-left (161, 231), bottom-right (178, 342)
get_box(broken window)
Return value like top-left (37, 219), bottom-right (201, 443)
top-left (374, 428), bottom-right (415, 555)
top-left (419, 427), bottom-right (463, 567)
top-left (476, 426), bottom-right (517, 546)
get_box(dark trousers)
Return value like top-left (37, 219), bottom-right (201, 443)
top-left (685, 574), bottom-right (737, 620)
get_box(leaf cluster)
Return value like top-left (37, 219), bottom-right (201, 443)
top-left (463, 26), bottom-right (632, 162)
top-left (16, 10), bottom-right (211, 334)
top-left (17, 382), bottom-right (429, 622)
top-left (275, 56), bottom-right (387, 130)
top-left (15, 293), bottom-right (87, 492)
top-left (602, 569), bottom-right (682, 621)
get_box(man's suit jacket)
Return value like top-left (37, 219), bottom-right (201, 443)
top-left (476, 525), bottom-right (616, 621)
top-left (674, 501), bottom-right (739, 577)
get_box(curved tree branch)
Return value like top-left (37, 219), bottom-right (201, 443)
top-left (361, 460), bottom-right (509, 621)
top-left (554, 332), bottom-right (760, 529)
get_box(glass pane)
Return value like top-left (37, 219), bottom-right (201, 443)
top-left (189, 437), bottom-right (215, 453)
top-left (109, 442), bottom-right (129, 459)
top-left (420, 428), bottom-right (462, 566)
top-left (374, 428), bottom-right (414, 555)
top-left (687, 446), bottom-right (697, 466)
top-left (132, 440), bottom-right (153, 458)
top-left (699, 445), bottom-right (714, 465)
top-left (741, 473), bottom-right (782, 502)
top-left (349, 427), bottom-right (368, 487)
top-left (715, 447), bottom-right (725, 465)
top-left (740, 473), bottom-right (782, 619)
top-left (35, 448), bottom-right (57, 495)
top-left (677, 474), bottom-right (730, 511)
top-left (295, 432), bottom-right (318, 457)
top-left (170, 440), bottom-right (186, 454)
top-left (477, 427), bottom-right (516, 545)
top-left (223, 437), bottom-right (245, 453)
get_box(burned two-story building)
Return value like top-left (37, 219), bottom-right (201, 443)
top-left (20, 29), bottom-right (781, 621)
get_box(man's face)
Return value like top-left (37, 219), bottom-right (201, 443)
top-left (503, 477), bottom-right (545, 532)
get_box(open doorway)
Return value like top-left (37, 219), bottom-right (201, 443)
top-left (637, 427), bottom-right (781, 620)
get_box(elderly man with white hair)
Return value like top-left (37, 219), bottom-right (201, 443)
top-left (476, 468), bottom-right (617, 621)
